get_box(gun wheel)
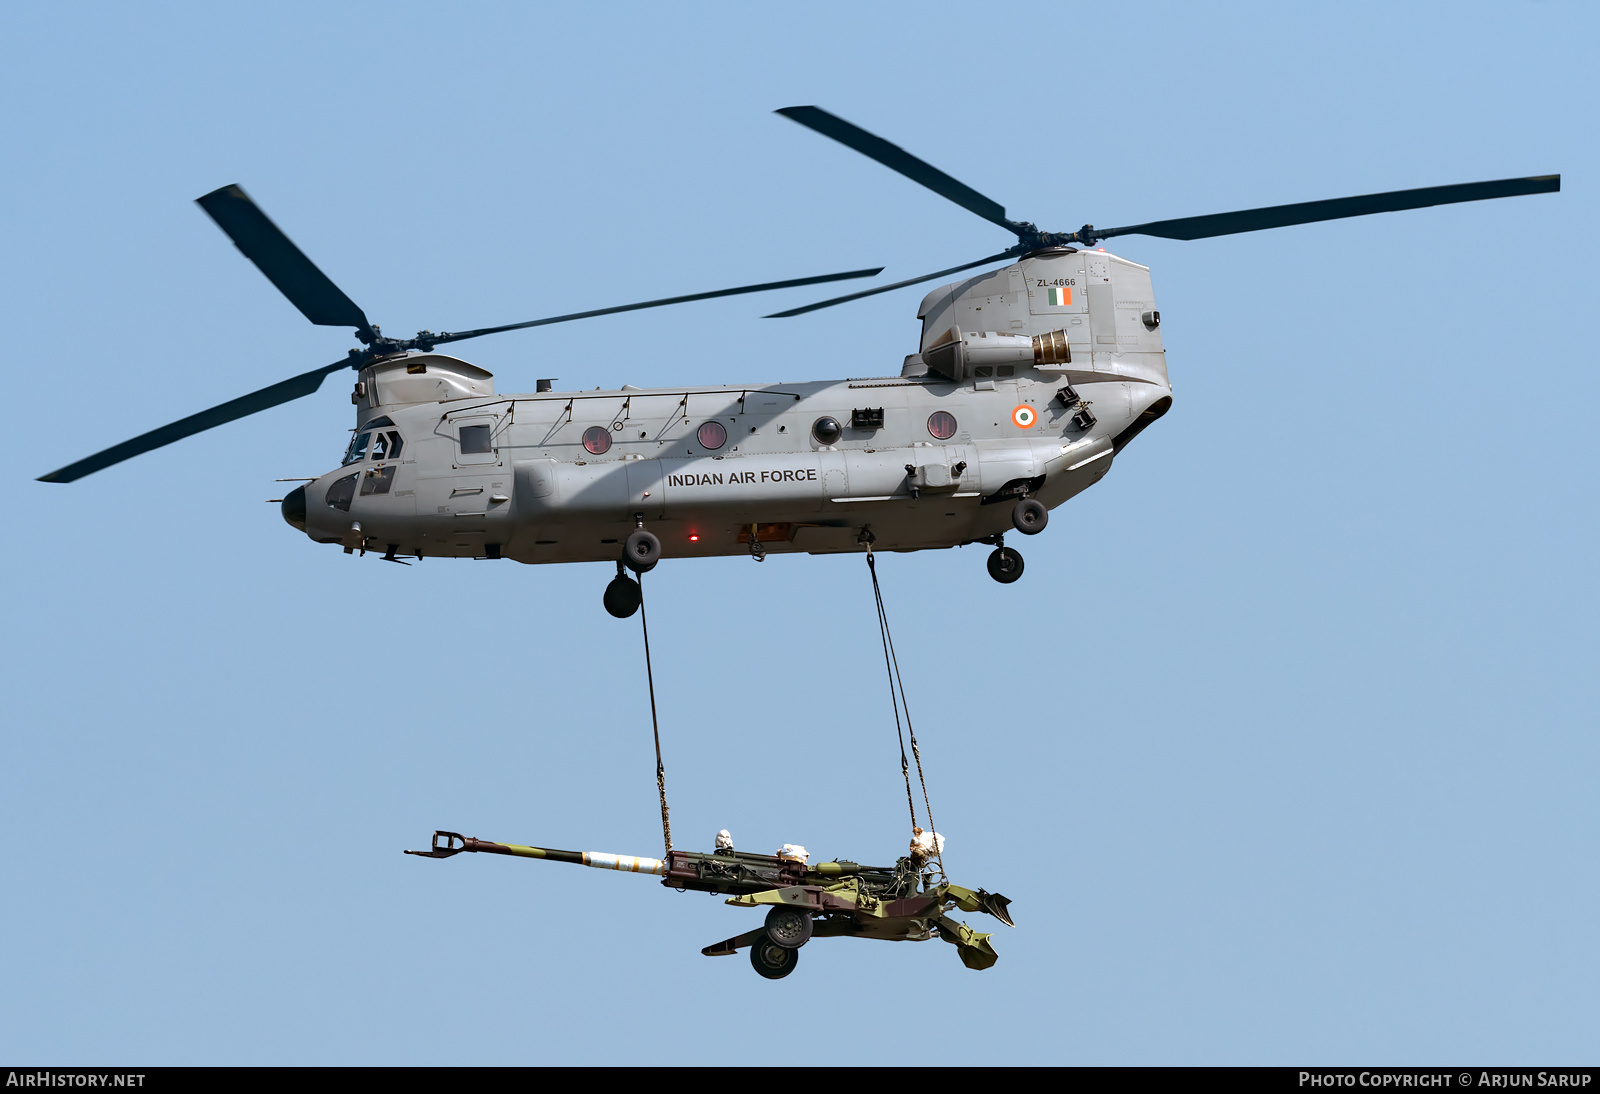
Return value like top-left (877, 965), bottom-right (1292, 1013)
top-left (764, 906), bottom-right (814, 949)
top-left (750, 937), bottom-right (800, 980)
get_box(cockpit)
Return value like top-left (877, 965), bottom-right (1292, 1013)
top-left (342, 416), bottom-right (405, 466)
top-left (327, 416), bottom-right (406, 512)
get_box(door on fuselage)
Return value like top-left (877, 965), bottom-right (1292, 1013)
top-left (415, 413), bottom-right (512, 557)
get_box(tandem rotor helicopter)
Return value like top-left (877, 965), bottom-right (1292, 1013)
top-left (39, 106), bottom-right (1559, 618)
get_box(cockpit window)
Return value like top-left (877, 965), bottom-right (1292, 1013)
top-left (359, 466), bottom-right (396, 496)
top-left (326, 473), bottom-right (358, 511)
top-left (346, 429), bottom-right (403, 464)
top-left (343, 431), bottom-right (372, 465)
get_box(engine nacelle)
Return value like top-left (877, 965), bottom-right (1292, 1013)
top-left (921, 328), bottom-right (1074, 382)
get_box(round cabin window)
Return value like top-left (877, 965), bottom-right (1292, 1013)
top-left (812, 416), bottom-right (842, 445)
top-left (696, 421), bottom-right (727, 450)
top-left (582, 426), bottom-right (613, 455)
top-left (927, 411), bottom-right (958, 440)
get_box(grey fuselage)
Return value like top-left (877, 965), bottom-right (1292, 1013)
top-left (290, 248), bottom-right (1173, 563)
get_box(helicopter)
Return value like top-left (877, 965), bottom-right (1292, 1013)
top-left (405, 829), bottom-right (1015, 980)
top-left (37, 107), bottom-right (1559, 617)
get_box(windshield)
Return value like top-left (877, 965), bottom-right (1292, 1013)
top-left (343, 431), bottom-right (372, 465)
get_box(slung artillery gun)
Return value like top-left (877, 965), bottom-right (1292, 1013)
top-left (406, 831), bottom-right (1014, 979)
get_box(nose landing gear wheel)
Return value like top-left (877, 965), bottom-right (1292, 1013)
top-left (623, 529), bottom-right (661, 573)
top-left (1011, 497), bottom-right (1048, 535)
top-left (987, 546), bottom-right (1024, 584)
top-left (604, 571), bottom-right (642, 618)
top-left (750, 936), bottom-right (800, 979)
top-left (764, 906), bottom-right (814, 949)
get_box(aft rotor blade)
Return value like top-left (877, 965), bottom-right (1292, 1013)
top-left (765, 249), bottom-right (1019, 318)
top-left (776, 106), bottom-right (1019, 234)
top-left (37, 359), bottom-right (350, 483)
top-left (196, 184), bottom-right (375, 338)
top-left (1096, 175), bottom-right (1561, 243)
top-left (427, 267), bottom-right (886, 346)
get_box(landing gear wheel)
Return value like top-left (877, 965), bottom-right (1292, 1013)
top-left (764, 906), bottom-right (814, 949)
top-left (987, 546), bottom-right (1024, 584)
top-left (750, 936), bottom-right (800, 979)
top-left (603, 574), bottom-right (642, 618)
top-left (623, 529), bottom-right (661, 573)
top-left (1012, 497), bottom-right (1048, 535)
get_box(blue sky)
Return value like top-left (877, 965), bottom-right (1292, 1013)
top-left (1, 1), bottom-right (1594, 1065)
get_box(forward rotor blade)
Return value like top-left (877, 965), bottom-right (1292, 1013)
top-left (1096, 175), bottom-right (1561, 243)
top-left (776, 106), bottom-right (1018, 234)
top-left (196, 184), bottom-right (375, 338)
top-left (427, 267), bottom-right (886, 346)
top-left (765, 250), bottom-right (1018, 318)
top-left (37, 359), bottom-right (350, 483)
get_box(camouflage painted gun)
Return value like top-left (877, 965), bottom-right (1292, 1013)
top-left (406, 831), bottom-right (1014, 979)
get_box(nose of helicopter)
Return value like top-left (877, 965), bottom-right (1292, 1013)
top-left (281, 485), bottom-right (307, 531)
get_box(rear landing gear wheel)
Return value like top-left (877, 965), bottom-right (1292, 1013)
top-left (1012, 497), bottom-right (1048, 535)
top-left (623, 529), bottom-right (661, 573)
top-left (604, 573), bottom-right (642, 618)
top-left (750, 936), bottom-right (800, 979)
top-left (764, 906), bottom-right (814, 949)
top-left (987, 546), bottom-right (1024, 584)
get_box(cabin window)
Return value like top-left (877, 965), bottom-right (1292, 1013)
top-left (460, 424), bottom-right (493, 454)
top-left (927, 411), bottom-right (958, 440)
top-left (974, 366), bottom-right (992, 378)
top-left (343, 432), bottom-right (372, 465)
top-left (696, 421), bottom-right (727, 450)
top-left (325, 473), bottom-right (358, 511)
top-left (997, 365), bottom-right (1015, 378)
top-left (582, 426), bottom-right (613, 455)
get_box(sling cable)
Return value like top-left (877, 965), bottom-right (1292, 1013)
top-left (635, 569), bottom-right (672, 857)
top-left (865, 544), bottom-right (946, 883)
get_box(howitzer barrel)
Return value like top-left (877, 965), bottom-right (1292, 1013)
top-left (405, 830), bottom-right (664, 875)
